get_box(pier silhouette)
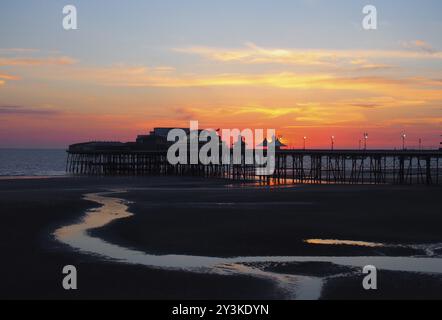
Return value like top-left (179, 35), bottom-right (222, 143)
top-left (67, 129), bottom-right (442, 185)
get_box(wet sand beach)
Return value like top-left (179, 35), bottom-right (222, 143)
top-left (0, 176), bottom-right (441, 299)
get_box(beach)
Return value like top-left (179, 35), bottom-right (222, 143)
top-left (0, 176), bottom-right (441, 299)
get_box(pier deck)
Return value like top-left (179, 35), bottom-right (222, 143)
top-left (67, 148), bottom-right (442, 185)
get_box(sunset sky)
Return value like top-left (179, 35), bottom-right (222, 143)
top-left (0, 0), bottom-right (441, 149)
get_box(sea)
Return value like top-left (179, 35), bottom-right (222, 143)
top-left (0, 149), bottom-right (67, 178)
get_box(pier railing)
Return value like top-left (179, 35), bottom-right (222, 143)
top-left (66, 149), bottom-right (442, 185)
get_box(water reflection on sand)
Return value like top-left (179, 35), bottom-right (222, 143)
top-left (54, 190), bottom-right (442, 300)
top-left (305, 239), bottom-right (384, 247)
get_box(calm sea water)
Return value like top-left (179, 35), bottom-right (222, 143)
top-left (0, 149), bottom-right (67, 177)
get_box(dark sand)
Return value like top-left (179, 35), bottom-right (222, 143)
top-left (0, 176), bottom-right (441, 299)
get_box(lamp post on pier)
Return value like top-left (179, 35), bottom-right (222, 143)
top-left (401, 133), bottom-right (406, 150)
top-left (363, 133), bottom-right (368, 150)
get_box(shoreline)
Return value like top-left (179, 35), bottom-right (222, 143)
top-left (54, 190), bottom-right (442, 299)
top-left (1, 176), bottom-right (441, 299)
top-left (0, 175), bottom-right (68, 180)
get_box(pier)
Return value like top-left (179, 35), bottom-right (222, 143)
top-left (67, 146), bottom-right (442, 185)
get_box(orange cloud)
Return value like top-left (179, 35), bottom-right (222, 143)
top-left (0, 56), bottom-right (76, 67)
top-left (0, 48), bottom-right (40, 54)
top-left (0, 73), bottom-right (20, 80)
top-left (349, 59), bottom-right (395, 71)
top-left (60, 65), bottom-right (441, 95)
top-left (0, 73), bottom-right (20, 86)
top-left (176, 43), bottom-right (442, 67)
top-left (0, 105), bottom-right (61, 116)
top-left (400, 40), bottom-right (436, 54)
top-left (172, 104), bottom-right (367, 129)
top-left (335, 96), bottom-right (427, 109)
top-left (381, 117), bottom-right (442, 127)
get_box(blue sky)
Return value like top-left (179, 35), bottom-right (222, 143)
top-left (2, 0), bottom-right (441, 65)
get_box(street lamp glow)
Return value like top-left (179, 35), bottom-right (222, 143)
top-left (401, 133), bottom-right (406, 150)
top-left (363, 133), bottom-right (368, 150)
